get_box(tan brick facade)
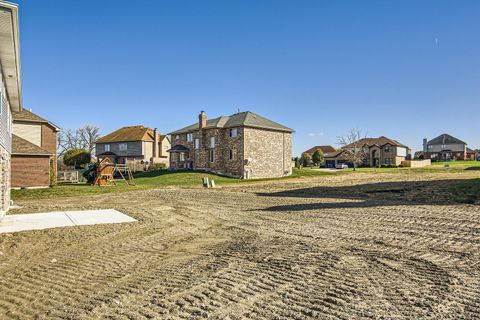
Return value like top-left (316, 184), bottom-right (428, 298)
top-left (170, 112), bottom-right (293, 179)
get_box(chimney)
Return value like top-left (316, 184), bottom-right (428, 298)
top-left (423, 138), bottom-right (428, 153)
top-left (199, 111), bottom-right (207, 129)
top-left (153, 128), bottom-right (158, 159)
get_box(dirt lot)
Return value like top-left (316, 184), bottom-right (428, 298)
top-left (1, 171), bottom-right (479, 319)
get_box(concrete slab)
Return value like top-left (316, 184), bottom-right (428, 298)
top-left (0, 209), bottom-right (136, 234)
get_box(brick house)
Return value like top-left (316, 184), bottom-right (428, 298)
top-left (325, 136), bottom-right (411, 167)
top-left (0, 1), bottom-right (21, 219)
top-left (423, 134), bottom-right (476, 161)
top-left (168, 111), bottom-right (293, 179)
top-left (11, 109), bottom-right (60, 188)
top-left (95, 126), bottom-right (170, 168)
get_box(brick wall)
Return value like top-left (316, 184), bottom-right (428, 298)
top-left (11, 155), bottom-right (50, 188)
top-left (244, 128), bottom-right (292, 179)
top-left (42, 123), bottom-right (57, 172)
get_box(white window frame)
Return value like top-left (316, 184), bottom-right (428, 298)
top-left (105, 144), bottom-right (111, 152)
top-left (119, 143), bottom-right (128, 151)
top-left (195, 138), bottom-right (199, 149)
top-left (210, 136), bottom-right (215, 148)
top-left (230, 128), bottom-right (238, 138)
top-left (180, 152), bottom-right (185, 161)
top-left (187, 133), bottom-right (193, 142)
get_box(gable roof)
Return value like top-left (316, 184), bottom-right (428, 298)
top-left (12, 109), bottom-right (60, 131)
top-left (427, 134), bottom-right (466, 146)
top-left (12, 134), bottom-right (52, 156)
top-left (303, 145), bottom-right (337, 155)
top-left (96, 126), bottom-right (166, 143)
top-left (170, 111), bottom-right (294, 135)
top-left (344, 136), bottom-right (407, 149)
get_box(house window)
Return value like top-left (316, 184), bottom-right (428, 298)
top-left (441, 144), bottom-right (447, 149)
top-left (385, 158), bottom-right (393, 164)
top-left (105, 144), bottom-right (110, 152)
top-left (187, 133), bottom-right (193, 142)
top-left (195, 138), bottom-right (199, 149)
top-left (119, 143), bottom-right (128, 151)
top-left (230, 128), bottom-right (238, 138)
top-left (384, 145), bottom-right (391, 152)
top-left (431, 153), bottom-right (437, 159)
top-left (209, 149), bottom-right (215, 162)
top-left (428, 145), bottom-right (433, 149)
top-left (175, 135), bottom-right (179, 140)
top-left (180, 152), bottom-right (185, 161)
top-left (229, 148), bottom-right (235, 160)
top-left (210, 136), bottom-right (215, 148)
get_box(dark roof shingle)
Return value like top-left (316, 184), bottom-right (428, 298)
top-left (12, 134), bottom-right (52, 156)
top-left (303, 145), bottom-right (337, 155)
top-left (96, 126), bottom-right (165, 143)
top-left (427, 134), bottom-right (466, 146)
top-left (170, 111), bottom-right (294, 134)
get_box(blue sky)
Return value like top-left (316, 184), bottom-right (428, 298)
top-left (15, 0), bottom-right (480, 155)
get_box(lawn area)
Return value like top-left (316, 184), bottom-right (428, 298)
top-left (11, 168), bottom-right (333, 201)
top-left (451, 178), bottom-right (480, 204)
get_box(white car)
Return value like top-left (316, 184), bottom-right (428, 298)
top-left (335, 163), bottom-right (349, 169)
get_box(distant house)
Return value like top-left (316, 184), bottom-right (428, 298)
top-left (11, 109), bottom-right (60, 188)
top-left (168, 111), bottom-right (293, 179)
top-left (302, 145), bottom-right (337, 157)
top-left (423, 134), bottom-right (475, 161)
top-left (325, 136), bottom-right (411, 167)
top-left (95, 126), bottom-right (170, 168)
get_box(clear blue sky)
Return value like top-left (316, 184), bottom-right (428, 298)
top-left (15, 0), bottom-right (480, 155)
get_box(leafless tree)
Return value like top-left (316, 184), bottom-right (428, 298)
top-left (57, 125), bottom-right (101, 156)
top-left (337, 129), bottom-right (368, 171)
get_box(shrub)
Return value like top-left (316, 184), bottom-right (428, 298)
top-left (150, 163), bottom-right (167, 171)
top-left (49, 158), bottom-right (57, 187)
top-left (63, 149), bottom-right (91, 169)
top-left (381, 164), bottom-right (397, 168)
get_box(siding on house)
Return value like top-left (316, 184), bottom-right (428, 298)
top-left (96, 141), bottom-right (143, 157)
top-left (12, 122), bottom-right (41, 146)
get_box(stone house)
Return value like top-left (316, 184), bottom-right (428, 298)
top-left (95, 126), bottom-right (170, 168)
top-left (11, 109), bottom-right (60, 188)
top-left (423, 134), bottom-right (476, 161)
top-left (325, 136), bottom-right (411, 167)
top-left (0, 1), bottom-right (21, 219)
top-left (168, 111), bottom-right (293, 179)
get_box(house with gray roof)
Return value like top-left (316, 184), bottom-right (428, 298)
top-left (423, 134), bottom-right (476, 161)
top-left (168, 111), bottom-right (293, 179)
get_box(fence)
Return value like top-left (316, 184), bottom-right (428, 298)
top-left (57, 170), bottom-right (84, 183)
top-left (401, 159), bottom-right (431, 168)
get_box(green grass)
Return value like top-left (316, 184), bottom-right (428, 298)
top-left (11, 168), bottom-right (333, 201)
top-left (431, 160), bottom-right (480, 167)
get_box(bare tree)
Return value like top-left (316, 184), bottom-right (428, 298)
top-left (337, 129), bottom-right (368, 171)
top-left (57, 125), bottom-right (101, 156)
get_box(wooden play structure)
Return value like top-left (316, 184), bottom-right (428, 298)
top-left (94, 158), bottom-right (135, 186)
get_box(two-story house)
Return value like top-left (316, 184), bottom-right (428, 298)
top-left (423, 134), bottom-right (476, 161)
top-left (0, 1), bottom-right (22, 219)
top-left (95, 126), bottom-right (170, 168)
top-left (325, 136), bottom-right (411, 167)
top-left (168, 111), bottom-right (293, 179)
top-left (11, 109), bottom-right (60, 188)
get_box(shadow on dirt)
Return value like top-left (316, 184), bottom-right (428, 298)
top-left (256, 179), bottom-right (480, 211)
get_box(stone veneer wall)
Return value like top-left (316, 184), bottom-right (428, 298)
top-left (0, 145), bottom-right (10, 219)
top-left (243, 127), bottom-right (292, 179)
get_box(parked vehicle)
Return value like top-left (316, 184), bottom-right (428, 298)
top-left (335, 163), bottom-right (349, 169)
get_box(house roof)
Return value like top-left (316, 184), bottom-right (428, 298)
top-left (324, 149), bottom-right (347, 159)
top-left (303, 145), bottom-right (337, 155)
top-left (0, 2), bottom-right (22, 111)
top-left (344, 136), bottom-right (407, 149)
top-left (170, 111), bottom-right (294, 135)
top-left (12, 134), bottom-right (52, 156)
top-left (96, 126), bottom-right (166, 143)
top-left (167, 145), bottom-right (190, 153)
top-left (427, 134), bottom-right (466, 146)
top-left (12, 108), bottom-right (60, 130)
